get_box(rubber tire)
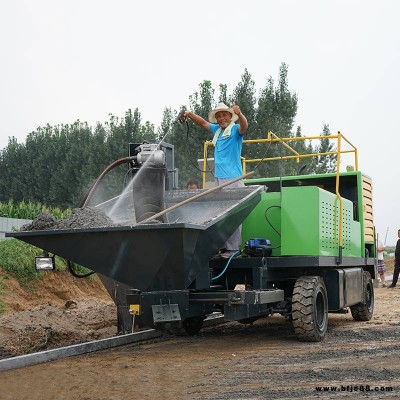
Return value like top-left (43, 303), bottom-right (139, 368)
top-left (182, 316), bottom-right (205, 336)
top-left (292, 276), bottom-right (328, 342)
top-left (350, 271), bottom-right (374, 321)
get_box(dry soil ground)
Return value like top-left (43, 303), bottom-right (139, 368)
top-left (0, 269), bottom-right (399, 400)
top-left (0, 270), bottom-right (117, 357)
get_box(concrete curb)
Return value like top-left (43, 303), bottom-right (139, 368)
top-left (0, 329), bottom-right (161, 372)
top-left (0, 314), bottom-right (225, 372)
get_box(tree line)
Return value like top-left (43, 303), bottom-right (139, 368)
top-left (0, 63), bottom-right (336, 210)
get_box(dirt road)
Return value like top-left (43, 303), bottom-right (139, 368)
top-left (1, 286), bottom-right (399, 400)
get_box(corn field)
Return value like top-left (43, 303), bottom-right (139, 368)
top-left (0, 200), bottom-right (71, 220)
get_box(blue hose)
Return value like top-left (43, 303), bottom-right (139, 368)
top-left (211, 251), bottom-right (240, 281)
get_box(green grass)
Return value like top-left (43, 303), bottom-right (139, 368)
top-left (0, 238), bottom-right (94, 289)
top-left (0, 239), bottom-right (45, 286)
top-left (0, 239), bottom-right (75, 287)
top-left (0, 239), bottom-right (95, 315)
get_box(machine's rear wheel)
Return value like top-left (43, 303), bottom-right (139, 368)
top-left (182, 316), bottom-right (205, 336)
top-left (350, 271), bottom-right (374, 321)
top-left (291, 276), bottom-right (328, 342)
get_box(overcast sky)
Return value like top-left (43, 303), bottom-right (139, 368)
top-left (1, 0), bottom-right (399, 244)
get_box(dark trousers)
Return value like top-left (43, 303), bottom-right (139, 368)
top-left (392, 260), bottom-right (400, 286)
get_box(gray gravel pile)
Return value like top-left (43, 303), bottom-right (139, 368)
top-left (56, 207), bottom-right (116, 229)
top-left (20, 212), bottom-right (57, 231)
top-left (20, 207), bottom-right (117, 231)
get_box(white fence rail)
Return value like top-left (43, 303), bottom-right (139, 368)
top-left (0, 217), bottom-right (32, 240)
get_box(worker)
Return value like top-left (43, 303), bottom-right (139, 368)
top-left (387, 229), bottom-right (400, 288)
top-left (182, 102), bottom-right (248, 259)
top-left (186, 179), bottom-right (200, 190)
top-left (377, 238), bottom-right (387, 287)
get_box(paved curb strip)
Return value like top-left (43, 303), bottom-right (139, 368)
top-left (0, 314), bottom-right (224, 372)
top-left (0, 329), bottom-right (161, 372)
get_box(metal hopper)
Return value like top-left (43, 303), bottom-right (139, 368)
top-left (7, 185), bottom-right (263, 291)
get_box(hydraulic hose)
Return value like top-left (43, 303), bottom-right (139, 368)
top-left (71, 156), bottom-right (136, 277)
top-left (80, 156), bottom-right (136, 208)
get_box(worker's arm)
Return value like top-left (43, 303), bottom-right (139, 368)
top-left (233, 103), bottom-right (248, 135)
top-left (183, 111), bottom-right (211, 132)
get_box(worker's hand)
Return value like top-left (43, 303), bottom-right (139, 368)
top-left (181, 110), bottom-right (190, 122)
top-left (232, 102), bottom-right (241, 116)
top-left (174, 110), bottom-right (187, 124)
top-left (178, 110), bottom-right (193, 123)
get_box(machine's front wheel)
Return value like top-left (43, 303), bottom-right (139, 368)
top-left (182, 316), bottom-right (205, 336)
top-left (350, 271), bottom-right (374, 321)
top-left (291, 276), bottom-right (328, 342)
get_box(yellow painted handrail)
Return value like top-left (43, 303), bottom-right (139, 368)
top-left (202, 131), bottom-right (359, 262)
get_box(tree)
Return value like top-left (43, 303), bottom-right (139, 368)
top-left (0, 109), bottom-right (159, 208)
top-left (154, 65), bottom-right (301, 185)
top-left (0, 64), bottom-right (336, 207)
top-left (256, 63), bottom-right (298, 137)
top-left (283, 125), bottom-right (313, 176)
top-left (253, 63), bottom-right (298, 178)
top-left (309, 124), bottom-right (337, 174)
top-left (158, 107), bottom-right (174, 141)
top-left (230, 69), bottom-right (257, 161)
top-left (168, 80), bottom-right (217, 187)
top-left (230, 68), bottom-right (257, 135)
top-left (0, 137), bottom-right (26, 202)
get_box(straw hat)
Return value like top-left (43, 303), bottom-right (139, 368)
top-left (208, 102), bottom-right (239, 123)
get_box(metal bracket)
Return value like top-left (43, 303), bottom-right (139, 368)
top-left (229, 289), bottom-right (284, 305)
top-left (152, 303), bottom-right (181, 323)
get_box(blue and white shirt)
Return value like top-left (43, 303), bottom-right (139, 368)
top-left (210, 123), bottom-right (244, 179)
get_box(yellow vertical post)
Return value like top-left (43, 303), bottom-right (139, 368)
top-left (335, 132), bottom-right (344, 263)
top-left (202, 142), bottom-right (209, 189)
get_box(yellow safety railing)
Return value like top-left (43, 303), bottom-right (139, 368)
top-left (202, 131), bottom-right (358, 262)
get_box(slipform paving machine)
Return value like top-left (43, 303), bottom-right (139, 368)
top-left (8, 133), bottom-right (376, 341)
